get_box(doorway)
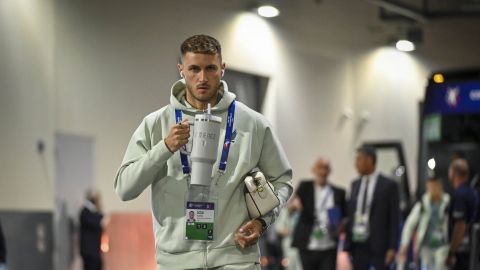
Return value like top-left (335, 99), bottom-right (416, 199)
top-left (54, 133), bottom-right (95, 270)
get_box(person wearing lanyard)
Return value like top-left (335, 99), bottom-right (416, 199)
top-left (290, 158), bottom-right (347, 270)
top-left (398, 178), bottom-right (450, 270)
top-left (114, 35), bottom-right (293, 270)
top-left (344, 145), bottom-right (400, 270)
top-left (446, 158), bottom-right (476, 270)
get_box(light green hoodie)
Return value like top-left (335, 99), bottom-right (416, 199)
top-left (400, 193), bottom-right (450, 253)
top-left (115, 80), bottom-right (293, 269)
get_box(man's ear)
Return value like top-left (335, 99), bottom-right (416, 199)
top-left (177, 63), bottom-right (184, 78)
top-left (221, 62), bottom-right (226, 77)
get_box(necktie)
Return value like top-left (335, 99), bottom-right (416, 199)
top-left (361, 177), bottom-right (370, 214)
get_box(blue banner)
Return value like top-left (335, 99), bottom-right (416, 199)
top-left (424, 81), bottom-right (480, 115)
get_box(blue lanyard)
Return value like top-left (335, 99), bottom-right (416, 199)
top-left (315, 187), bottom-right (332, 223)
top-left (317, 187), bottom-right (333, 213)
top-left (174, 100), bottom-right (236, 175)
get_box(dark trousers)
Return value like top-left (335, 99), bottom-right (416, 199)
top-left (82, 254), bottom-right (102, 270)
top-left (351, 244), bottom-right (388, 270)
top-left (299, 248), bottom-right (337, 270)
top-left (453, 252), bottom-right (469, 270)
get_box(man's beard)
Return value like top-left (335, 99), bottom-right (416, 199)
top-left (186, 82), bottom-right (220, 103)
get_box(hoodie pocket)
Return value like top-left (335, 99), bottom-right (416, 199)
top-left (212, 187), bottom-right (250, 248)
top-left (151, 176), bottom-right (196, 253)
top-left (152, 177), bottom-right (186, 223)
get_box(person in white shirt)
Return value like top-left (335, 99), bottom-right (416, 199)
top-left (290, 158), bottom-right (347, 270)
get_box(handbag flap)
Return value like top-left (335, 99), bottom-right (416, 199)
top-left (244, 176), bottom-right (257, 193)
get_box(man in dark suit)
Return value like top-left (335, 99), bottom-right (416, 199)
top-left (80, 189), bottom-right (108, 270)
top-left (291, 158), bottom-right (347, 270)
top-left (345, 145), bottom-right (400, 270)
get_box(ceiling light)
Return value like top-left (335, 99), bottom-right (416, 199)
top-left (396, 40), bottom-right (415, 52)
top-left (257, 5), bottom-right (280, 18)
top-left (427, 158), bottom-right (436, 170)
top-left (433, 73), bottom-right (445, 84)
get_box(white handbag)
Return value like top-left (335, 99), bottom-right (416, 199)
top-left (244, 171), bottom-right (280, 219)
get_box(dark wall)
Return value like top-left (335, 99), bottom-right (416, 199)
top-left (0, 211), bottom-right (53, 270)
top-left (223, 69), bottom-right (269, 112)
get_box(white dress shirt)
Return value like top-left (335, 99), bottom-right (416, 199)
top-left (355, 171), bottom-right (379, 220)
top-left (308, 184), bottom-right (336, 250)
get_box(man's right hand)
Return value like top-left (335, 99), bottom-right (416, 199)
top-left (398, 246), bottom-right (407, 263)
top-left (385, 249), bottom-right (396, 266)
top-left (164, 119), bottom-right (190, 153)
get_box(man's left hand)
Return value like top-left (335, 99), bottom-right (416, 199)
top-left (234, 219), bottom-right (263, 249)
top-left (385, 249), bottom-right (396, 266)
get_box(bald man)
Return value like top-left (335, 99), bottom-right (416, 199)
top-left (290, 158), bottom-right (347, 270)
top-left (446, 158), bottom-right (477, 269)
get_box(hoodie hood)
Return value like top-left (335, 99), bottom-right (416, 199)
top-left (421, 192), bottom-right (450, 215)
top-left (170, 79), bottom-right (236, 114)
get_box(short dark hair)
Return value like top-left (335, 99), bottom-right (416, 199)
top-left (450, 158), bottom-right (469, 178)
top-left (180, 35), bottom-right (222, 59)
top-left (357, 144), bottom-right (377, 165)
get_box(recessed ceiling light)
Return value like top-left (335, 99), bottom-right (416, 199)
top-left (257, 5), bottom-right (280, 18)
top-left (428, 158), bottom-right (436, 170)
top-left (395, 39), bottom-right (415, 52)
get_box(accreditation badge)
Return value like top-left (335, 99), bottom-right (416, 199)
top-left (311, 224), bottom-right (328, 240)
top-left (352, 213), bottom-right (369, 242)
top-left (185, 201), bottom-right (215, 241)
top-left (429, 223), bottom-right (445, 247)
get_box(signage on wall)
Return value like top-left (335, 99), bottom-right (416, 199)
top-left (423, 114), bottom-right (441, 142)
top-left (424, 81), bottom-right (480, 115)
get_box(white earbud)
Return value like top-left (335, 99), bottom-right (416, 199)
top-left (221, 70), bottom-right (225, 77)
top-left (180, 72), bottom-right (185, 79)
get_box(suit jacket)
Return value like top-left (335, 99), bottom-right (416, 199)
top-left (291, 180), bottom-right (347, 249)
top-left (345, 174), bottom-right (400, 258)
top-left (80, 206), bottom-right (104, 257)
